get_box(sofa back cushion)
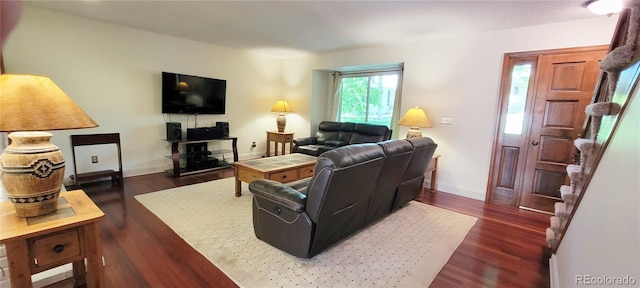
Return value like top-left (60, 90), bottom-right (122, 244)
top-left (393, 137), bottom-right (437, 210)
top-left (305, 143), bottom-right (386, 256)
top-left (316, 121), bottom-right (353, 144)
top-left (337, 122), bottom-right (355, 143)
top-left (363, 139), bottom-right (414, 225)
top-left (349, 123), bottom-right (391, 144)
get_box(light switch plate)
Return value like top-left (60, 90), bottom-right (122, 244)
top-left (440, 116), bottom-right (453, 125)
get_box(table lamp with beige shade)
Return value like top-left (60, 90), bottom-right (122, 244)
top-left (0, 74), bottom-right (98, 217)
top-left (398, 106), bottom-right (432, 138)
top-left (271, 100), bottom-right (292, 133)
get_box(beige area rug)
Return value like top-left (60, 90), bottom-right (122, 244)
top-left (135, 178), bottom-right (477, 287)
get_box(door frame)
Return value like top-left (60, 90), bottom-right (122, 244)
top-left (485, 45), bottom-right (609, 209)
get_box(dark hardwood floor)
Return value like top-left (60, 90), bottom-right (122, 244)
top-left (66, 169), bottom-right (550, 288)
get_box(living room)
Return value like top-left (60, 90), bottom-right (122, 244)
top-left (1, 1), bottom-right (638, 288)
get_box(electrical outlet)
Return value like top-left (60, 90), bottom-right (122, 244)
top-left (440, 116), bottom-right (453, 125)
top-left (91, 156), bottom-right (98, 163)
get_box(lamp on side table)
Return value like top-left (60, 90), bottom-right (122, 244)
top-left (398, 106), bottom-right (432, 138)
top-left (0, 74), bottom-right (98, 217)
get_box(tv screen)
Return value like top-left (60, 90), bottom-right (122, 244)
top-left (162, 72), bottom-right (226, 114)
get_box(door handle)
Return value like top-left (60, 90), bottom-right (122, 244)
top-left (531, 140), bottom-right (539, 146)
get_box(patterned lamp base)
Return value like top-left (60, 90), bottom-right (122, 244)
top-left (405, 127), bottom-right (423, 138)
top-left (276, 113), bottom-right (287, 133)
top-left (1, 132), bottom-right (64, 217)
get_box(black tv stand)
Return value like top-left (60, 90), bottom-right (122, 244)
top-left (164, 137), bottom-right (238, 177)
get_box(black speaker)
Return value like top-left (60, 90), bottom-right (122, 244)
top-left (187, 127), bottom-right (224, 140)
top-left (216, 122), bottom-right (230, 138)
top-left (166, 122), bottom-right (182, 141)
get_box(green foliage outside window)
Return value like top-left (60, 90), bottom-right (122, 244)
top-left (338, 74), bottom-right (397, 127)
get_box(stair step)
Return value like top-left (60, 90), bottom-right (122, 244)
top-left (585, 102), bottom-right (621, 116)
top-left (560, 185), bottom-right (577, 205)
top-left (555, 202), bottom-right (571, 219)
top-left (574, 138), bottom-right (595, 153)
top-left (546, 227), bottom-right (559, 247)
top-left (566, 165), bottom-right (582, 182)
top-left (550, 216), bottom-right (562, 234)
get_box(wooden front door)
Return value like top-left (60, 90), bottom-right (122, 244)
top-left (487, 46), bottom-right (607, 213)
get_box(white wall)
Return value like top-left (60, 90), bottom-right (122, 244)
top-left (3, 6), bottom-right (619, 200)
top-left (552, 67), bottom-right (640, 287)
top-left (285, 16), bottom-right (619, 199)
top-left (3, 6), bottom-right (309, 178)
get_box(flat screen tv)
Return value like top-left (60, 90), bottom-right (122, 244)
top-left (162, 72), bottom-right (226, 114)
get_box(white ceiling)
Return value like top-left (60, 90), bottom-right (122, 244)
top-left (24, 0), bottom-right (601, 57)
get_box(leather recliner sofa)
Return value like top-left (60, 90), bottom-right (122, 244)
top-left (292, 121), bottom-right (392, 156)
top-left (248, 137), bottom-right (437, 258)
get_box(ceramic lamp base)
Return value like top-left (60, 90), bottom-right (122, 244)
top-left (276, 113), bottom-right (287, 133)
top-left (1, 132), bottom-right (65, 217)
top-left (405, 127), bottom-right (423, 138)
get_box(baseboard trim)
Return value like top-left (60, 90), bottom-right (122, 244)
top-left (549, 254), bottom-right (559, 288)
top-left (434, 182), bottom-right (485, 200)
top-left (65, 151), bottom-right (268, 180)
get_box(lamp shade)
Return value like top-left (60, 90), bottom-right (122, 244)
top-left (0, 74), bottom-right (98, 132)
top-left (270, 100), bottom-right (293, 113)
top-left (398, 107), bottom-right (432, 128)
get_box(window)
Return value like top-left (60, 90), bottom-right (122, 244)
top-left (504, 63), bottom-right (533, 135)
top-left (332, 68), bottom-right (402, 128)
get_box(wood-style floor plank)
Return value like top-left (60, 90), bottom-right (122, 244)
top-left (61, 169), bottom-right (549, 288)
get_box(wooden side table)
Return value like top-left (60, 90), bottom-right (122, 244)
top-left (266, 131), bottom-right (294, 157)
top-left (425, 154), bottom-right (441, 192)
top-left (0, 190), bottom-right (105, 288)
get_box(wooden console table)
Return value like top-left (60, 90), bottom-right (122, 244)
top-left (0, 190), bottom-right (105, 288)
top-left (266, 131), bottom-right (294, 157)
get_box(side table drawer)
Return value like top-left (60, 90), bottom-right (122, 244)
top-left (269, 169), bottom-right (298, 183)
top-left (298, 165), bottom-right (315, 178)
top-left (31, 228), bottom-right (82, 268)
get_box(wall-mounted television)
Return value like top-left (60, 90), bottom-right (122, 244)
top-left (162, 72), bottom-right (226, 114)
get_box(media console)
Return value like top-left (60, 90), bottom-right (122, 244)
top-left (164, 137), bottom-right (238, 177)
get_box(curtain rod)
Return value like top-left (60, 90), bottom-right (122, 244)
top-left (332, 67), bottom-right (404, 76)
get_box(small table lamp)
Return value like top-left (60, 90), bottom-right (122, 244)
top-left (271, 100), bottom-right (292, 133)
top-left (0, 74), bottom-right (98, 217)
top-left (398, 106), bottom-right (432, 138)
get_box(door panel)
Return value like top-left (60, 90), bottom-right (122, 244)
top-left (519, 49), bottom-right (607, 212)
top-left (539, 135), bottom-right (572, 163)
top-left (486, 56), bottom-right (538, 206)
top-left (497, 146), bottom-right (519, 189)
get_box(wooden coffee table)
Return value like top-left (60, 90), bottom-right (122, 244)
top-left (233, 153), bottom-right (317, 197)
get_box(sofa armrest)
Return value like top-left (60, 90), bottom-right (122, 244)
top-left (249, 179), bottom-right (307, 212)
top-left (293, 137), bottom-right (317, 146)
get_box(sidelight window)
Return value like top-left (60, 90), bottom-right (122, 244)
top-left (504, 63), bottom-right (532, 135)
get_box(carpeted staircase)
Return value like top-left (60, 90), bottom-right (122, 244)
top-left (546, 3), bottom-right (640, 250)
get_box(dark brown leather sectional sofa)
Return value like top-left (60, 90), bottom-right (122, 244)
top-left (292, 121), bottom-right (392, 156)
top-left (248, 137), bottom-right (437, 258)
